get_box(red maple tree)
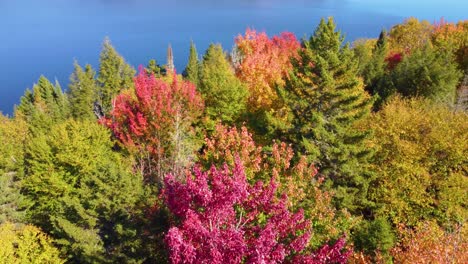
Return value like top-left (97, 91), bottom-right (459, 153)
top-left (103, 68), bottom-right (204, 181)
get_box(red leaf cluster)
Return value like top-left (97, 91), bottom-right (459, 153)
top-left (103, 68), bottom-right (203, 179)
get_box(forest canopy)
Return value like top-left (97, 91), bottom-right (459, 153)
top-left (1, 17), bottom-right (467, 264)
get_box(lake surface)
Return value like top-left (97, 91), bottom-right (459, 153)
top-left (1, 0), bottom-right (466, 114)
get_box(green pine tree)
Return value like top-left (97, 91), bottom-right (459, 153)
top-left (390, 44), bottom-right (462, 105)
top-left (280, 18), bottom-right (374, 213)
top-left (69, 62), bottom-right (98, 120)
top-left (22, 119), bottom-right (147, 263)
top-left (146, 59), bottom-right (162, 77)
top-left (183, 40), bottom-right (200, 87)
top-left (199, 44), bottom-right (248, 129)
top-left (0, 115), bottom-right (28, 224)
top-left (97, 38), bottom-right (136, 113)
top-left (355, 30), bottom-right (394, 109)
top-left (16, 76), bottom-right (69, 127)
top-left (0, 172), bottom-right (25, 224)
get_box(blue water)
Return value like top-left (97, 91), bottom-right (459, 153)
top-left (0, 0), bottom-right (466, 115)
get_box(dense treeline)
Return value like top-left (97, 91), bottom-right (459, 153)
top-left (1, 17), bottom-right (467, 263)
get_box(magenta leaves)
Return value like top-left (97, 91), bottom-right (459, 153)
top-left (163, 158), bottom-right (350, 264)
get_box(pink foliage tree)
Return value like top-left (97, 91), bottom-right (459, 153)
top-left (163, 158), bottom-right (351, 264)
top-left (103, 67), bottom-right (204, 182)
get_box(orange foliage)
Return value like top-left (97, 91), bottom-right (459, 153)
top-left (391, 221), bottom-right (468, 264)
top-left (433, 18), bottom-right (468, 69)
top-left (235, 29), bottom-right (300, 111)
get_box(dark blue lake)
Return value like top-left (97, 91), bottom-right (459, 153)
top-left (1, 0), bottom-right (466, 114)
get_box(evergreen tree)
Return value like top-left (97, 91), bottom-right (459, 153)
top-left (22, 119), bottom-right (146, 263)
top-left (69, 62), bottom-right (98, 120)
top-left (53, 80), bottom-right (70, 119)
top-left (97, 38), bottom-right (136, 113)
top-left (0, 172), bottom-right (23, 224)
top-left (146, 59), bottom-right (162, 77)
top-left (0, 115), bottom-right (28, 224)
top-left (355, 30), bottom-right (394, 108)
top-left (182, 40), bottom-right (200, 87)
top-left (16, 76), bottom-right (69, 125)
top-left (280, 18), bottom-right (374, 213)
top-left (390, 44), bottom-right (462, 104)
top-left (199, 44), bottom-right (248, 129)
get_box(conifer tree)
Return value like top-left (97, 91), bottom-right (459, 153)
top-left (146, 59), bottom-right (162, 77)
top-left (22, 119), bottom-right (146, 262)
top-left (280, 18), bottom-right (374, 213)
top-left (390, 44), bottom-right (462, 104)
top-left (199, 44), bottom-right (248, 128)
top-left (16, 76), bottom-right (69, 125)
top-left (355, 30), bottom-right (395, 108)
top-left (360, 31), bottom-right (389, 89)
top-left (68, 62), bottom-right (98, 120)
top-left (97, 38), bottom-right (136, 113)
top-left (0, 115), bottom-right (28, 224)
top-left (183, 40), bottom-right (200, 87)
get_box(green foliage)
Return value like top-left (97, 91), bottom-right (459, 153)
top-left (199, 44), bottom-right (248, 129)
top-left (68, 62), bottom-right (98, 120)
top-left (0, 116), bottom-right (29, 224)
top-left (16, 76), bottom-right (69, 127)
top-left (354, 30), bottom-right (392, 109)
top-left (146, 59), bottom-right (162, 77)
top-left (0, 115), bottom-right (27, 174)
top-left (183, 40), bottom-right (200, 87)
top-left (389, 44), bottom-right (462, 104)
top-left (0, 172), bottom-right (25, 224)
top-left (0, 222), bottom-right (64, 263)
top-left (97, 38), bottom-right (136, 113)
top-left (22, 119), bottom-right (146, 263)
top-left (280, 17), bottom-right (374, 213)
top-left (364, 97), bottom-right (468, 226)
top-left (352, 218), bottom-right (395, 259)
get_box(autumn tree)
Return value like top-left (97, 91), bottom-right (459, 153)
top-left (163, 159), bottom-right (351, 263)
top-left (235, 29), bottom-right (300, 111)
top-left (199, 44), bottom-right (248, 129)
top-left (280, 18), bottom-right (374, 213)
top-left (362, 97), bottom-right (468, 227)
top-left (104, 69), bottom-right (204, 182)
top-left (97, 38), bottom-right (136, 113)
top-left (68, 61), bottom-right (98, 120)
top-left (0, 222), bottom-right (64, 263)
top-left (22, 119), bottom-right (146, 263)
top-left (388, 17), bottom-right (433, 54)
top-left (183, 40), bottom-right (200, 87)
top-left (198, 124), bottom-right (356, 249)
top-left (432, 19), bottom-right (468, 72)
top-left (391, 221), bottom-right (467, 264)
